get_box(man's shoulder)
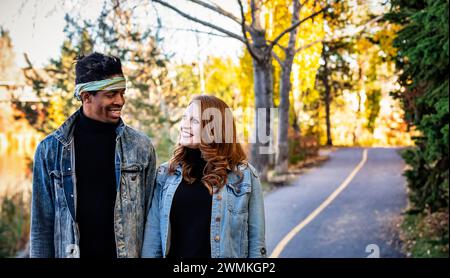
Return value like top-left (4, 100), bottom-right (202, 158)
top-left (33, 132), bottom-right (62, 163)
top-left (36, 132), bottom-right (59, 150)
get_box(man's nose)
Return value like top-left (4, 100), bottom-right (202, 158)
top-left (113, 93), bottom-right (125, 105)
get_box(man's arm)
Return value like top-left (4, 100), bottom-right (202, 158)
top-left (142, 162), bottom-right (171, 258)
top-left (144, 142), bottom-right (157, 218)
top-left (30, 141), bottom-right (55, 258)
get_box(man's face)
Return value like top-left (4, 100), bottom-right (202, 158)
top-left (82, 86), bottom-right (126, 124)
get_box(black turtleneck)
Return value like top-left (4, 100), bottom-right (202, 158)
top-left (168, 148), bottom-right (212, 258)
top-left (74, 110), bottom-right (118, 258)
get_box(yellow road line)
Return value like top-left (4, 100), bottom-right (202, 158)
top-left (270, 148), bottom-right (369, 258)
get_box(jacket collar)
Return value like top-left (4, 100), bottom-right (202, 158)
top-left (53, 108), bottom-right (126, 146)
top-left (171, 161), bottom-right (248, 185)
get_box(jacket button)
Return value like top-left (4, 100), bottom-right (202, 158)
top-left (217, 195), bottom-right (222, 201)
top-left (261, 247), bottom-right (266, 255)
top-left (236, 188), bottom-right (241, 193)
top-left (214, 236), bottom-right (220, 242)
top-left (215, 216), bottom-right (221, 222)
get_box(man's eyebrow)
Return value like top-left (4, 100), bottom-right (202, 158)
top-left (105, 89), bottom-right (125, 93)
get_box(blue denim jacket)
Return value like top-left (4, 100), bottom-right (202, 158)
top-left (141, 161), bottom-right (266, 258)
top-left (30, 109), bottom-right (157, 258)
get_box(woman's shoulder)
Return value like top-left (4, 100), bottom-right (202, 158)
top-left (156, 162), bottom-right (172, 184)
top-left (236, 161), bottom-right (260, 178)
top-left (157, 161), bottom-right (170, 173)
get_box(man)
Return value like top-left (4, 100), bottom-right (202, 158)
top-left (30, 52), bottom-right (156, 258)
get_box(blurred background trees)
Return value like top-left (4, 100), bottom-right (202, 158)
top-left (0, 0), bottom-right (447, 257)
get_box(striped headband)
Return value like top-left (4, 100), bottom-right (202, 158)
top-left (74, 76), bottom-right (126, 101)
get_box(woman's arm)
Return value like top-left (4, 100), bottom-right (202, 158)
top-left (247, 165), bottom-right (267, 258)
top-left (141, 165), bottom-right (166, 258)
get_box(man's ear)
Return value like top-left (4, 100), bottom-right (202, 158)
top-left (81, 92), bottom-right (91, 103)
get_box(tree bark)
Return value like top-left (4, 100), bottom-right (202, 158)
top-left (275, 63), bottom-right (293, 173)
top-left (322, 53), bottom-right (333, 146)
top-left (275, 0), bottom-right (301, 174)
top-left (250, 53), bottom-right (273, 182)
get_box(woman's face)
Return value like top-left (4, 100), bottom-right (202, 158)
top-left (179, 102), bottom-right (202, 149)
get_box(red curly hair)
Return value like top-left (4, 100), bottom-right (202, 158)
top-left (168, 94), bottom-right (247, 194)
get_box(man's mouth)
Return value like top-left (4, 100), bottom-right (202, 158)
top-left (108, 107), bottom-right (122, 118)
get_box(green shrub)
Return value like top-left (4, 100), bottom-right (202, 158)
top-left (0, 191), bottom-right (30, 258)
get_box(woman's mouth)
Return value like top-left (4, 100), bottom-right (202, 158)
top-left (181, 131), bottom-right (193, 138)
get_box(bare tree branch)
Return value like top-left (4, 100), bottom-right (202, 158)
top-left (180, 28), bottom-right (229, 38)
top-left (268, 4), bottom-right (329, 51)
top-left (237, 0), bottom-right (261, 61)
top-left (23, 53), bottom-right (46, 81)
top-left (153, 25), bottom-right (231, 38)
top-left (354, 15), bottom-right (384, 38)
top-left (286, 0), bottom-right (302, 53)
top-left (188, 0), bottom-right (244, 27)
top-left (150, 0), bottom-right (164, 41)
top-left (152, 0), bottom-right (245, 43)
top-left (271, 50), bottom-right (283, 67)
top-left (249, 0), bottom-right (272, 17)
top-left (293, 14), bottom-right (384, 53)
top-left (250, 0), bottom-right (258, 29)
top-left (266, 40), bottom-right (287, 52)
top-left (295, 39), bottom-right (322, 53)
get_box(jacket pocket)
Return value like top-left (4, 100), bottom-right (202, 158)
top-left (50, 170), bottom-right (67, 208)
top-left (121, 163), bottom-right (143, 202)
top-left (226, 182), bottom-right (252, 214)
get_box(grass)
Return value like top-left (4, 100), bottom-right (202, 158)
top-left (400, 209), bottom-right (449, 258)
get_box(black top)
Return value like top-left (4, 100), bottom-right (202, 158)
top-left (168, 148), bottom-right (212, 258)
top-left (74, 110), bottom-right (118, 258)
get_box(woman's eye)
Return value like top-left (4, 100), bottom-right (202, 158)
top-left (192, 119), bottom-right (200, 125)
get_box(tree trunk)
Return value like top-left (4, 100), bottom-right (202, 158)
top-left (322, 55), bottom-right (333, 146)
top-left (275, 0), bottom-right (300, 174)
top-left (325, 86), bottom-right (332, 146)
top-left (292, 106), bottom-right (301, 133)
top-left (276, 64), bottom-right (292, 174)
top-left (251, 57), bottom-right (273, 182)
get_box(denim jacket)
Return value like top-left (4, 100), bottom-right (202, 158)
top-left (30, 109), bottom-right (157, 258)
top-left (141, 161), bottom-right (266, 258)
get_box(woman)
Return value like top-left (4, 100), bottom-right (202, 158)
top-left (142, 95), bottom-right (266, 258)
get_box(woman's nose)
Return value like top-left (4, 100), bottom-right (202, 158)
top-left (181, 118), bottom-right (191, 129)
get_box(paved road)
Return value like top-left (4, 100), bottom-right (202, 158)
top-left (265, 147), bottom-right (407, 258)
